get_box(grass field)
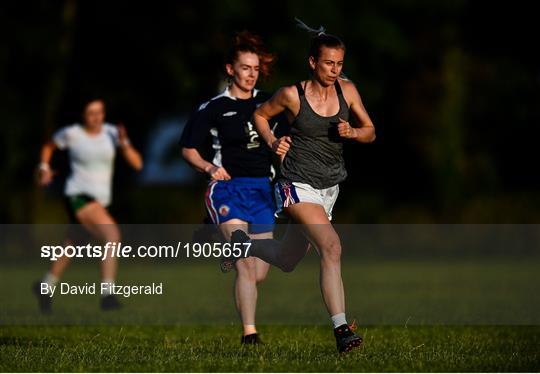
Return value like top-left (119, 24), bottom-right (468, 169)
top-left (1, 257), bottom-right (539, 371)
top-left (1, 325), bottom-right (539, 372)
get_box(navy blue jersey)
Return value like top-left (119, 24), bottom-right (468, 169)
top-left (180, 88), bottom-right (289, 178)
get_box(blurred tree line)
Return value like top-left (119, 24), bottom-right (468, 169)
top-left (0, 0), bottom-right (538, 223)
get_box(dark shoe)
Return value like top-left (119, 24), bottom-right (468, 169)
top-left (32, 281), bottom-right (52, 314)
top-left (334, 322), bottom-right (362, 353)
top-left (220, 229), bottom-right (251, 273)
top-left (100, 294), bottom-right (122, 311)
top-left (241, 333), bottom-right (262, 345)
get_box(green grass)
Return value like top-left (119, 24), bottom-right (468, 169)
top-left (1, 325), bottom-right (539, 372)
top-left (1, 258), bottom-right (539, 371)
top-left (2, 258), bottom-right (539, 325)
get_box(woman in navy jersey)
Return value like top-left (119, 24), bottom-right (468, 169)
top-left (180, 32), bottom-right (286, 344)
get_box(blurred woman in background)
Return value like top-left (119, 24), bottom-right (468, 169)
top-left (33, 98), bottom-right (143, 313)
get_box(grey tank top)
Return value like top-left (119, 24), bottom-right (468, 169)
top-left (281, 80), bottom-right (350, 189)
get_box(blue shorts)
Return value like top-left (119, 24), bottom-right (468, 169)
top-left (205, 177), bottom-right (275, 234)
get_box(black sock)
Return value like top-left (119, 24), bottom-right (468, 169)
top-left (248, 239), bottom-right (282, 266)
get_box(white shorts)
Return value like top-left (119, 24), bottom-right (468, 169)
top-left (274, 179), bottom-right (339, 220)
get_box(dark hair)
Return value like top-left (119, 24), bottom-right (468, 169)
top-left (225, 31), bottom-right (276, 79)
top-left (294, 18), bottom-right (347, 77)
top-left (308, 33), bottom-right (346, 60)
top-left (82, 97), bottom-right (105, 112)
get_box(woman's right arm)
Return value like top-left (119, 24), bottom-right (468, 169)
top-left (181, 147), bottom-right (231, 181)
top-left (180, 101), bottom-right (231, 180)
top-left (37, 141), bottom-right (57, 186)
top-left (253, 86), bottom-right (296, 160)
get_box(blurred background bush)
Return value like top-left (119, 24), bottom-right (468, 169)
top-left (0, 0), bottom-right (538, 224)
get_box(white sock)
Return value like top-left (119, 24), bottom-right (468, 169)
top-left (331, 313), bottom-right (347, 328)
top-left (101, 279), bottom-right (115, 296)
top-left (42, 272), bottom-right (58, 287)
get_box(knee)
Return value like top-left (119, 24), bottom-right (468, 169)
top-left (321, 238), bottom-right (341, 264)
top-left (255, 272), bottom-right (268, 283)
top-left (102, 226), bottom-right (121, 244)
top-left (109, 234), bottom-right (121, 244)
top-left (254, 260), bottom-right (270, 283)
top-left (236, 259), bottom-right (257, 282)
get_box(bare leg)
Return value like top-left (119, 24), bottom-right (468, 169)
top-left (220, 219), bottom-right (270, 336)
top-left (46, 202), bottom-right (119, 281)
top-left (249, 233), bottom-right (271, 285)
top-left (285, 202), bottom-right (345, 316)
top-left (48, 239), bottom-right (73, 279)
top-left (36, 202), bottom-right (121, 312)
top-left (75, 202), bottom-right (121, 281)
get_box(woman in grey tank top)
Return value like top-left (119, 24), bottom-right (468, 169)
top-left (230, 23), bottom-right (376, 353)
top-left (281, 79), bottom-right (350, 189)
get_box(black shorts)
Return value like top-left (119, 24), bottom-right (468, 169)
top-left (64, 194), bottom-right (96, 223)
top-left (64, 194), bottom-right (96, 244)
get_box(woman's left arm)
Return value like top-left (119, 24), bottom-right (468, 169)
top-left (337, 81), bottom-right (376, 143)
top-left (117, 124), bottom-right (143, 171)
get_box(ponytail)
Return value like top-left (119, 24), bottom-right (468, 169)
top-left (295, 18), bottom-right (347, 79)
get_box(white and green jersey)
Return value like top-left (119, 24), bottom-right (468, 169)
top-left (53, 123), bottom-right (120, 206)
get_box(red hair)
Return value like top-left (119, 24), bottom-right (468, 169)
top-left (225, 31), bottom-right (276, 80)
